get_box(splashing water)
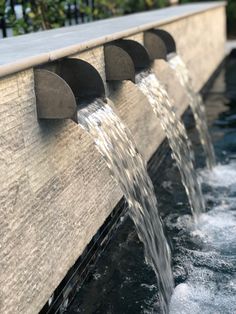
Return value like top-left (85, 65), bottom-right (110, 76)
top-left (136, 70), bottom-right (205, 217)
top-left (168, 162), bottom-right (236, 314)
top-left (77, 98), bottom-right (174, 313)
top-left (200, 161), bottom-right (236, 188)
top-left (168, 54), bottom-right (216, 169)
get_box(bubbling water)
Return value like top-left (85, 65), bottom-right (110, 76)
top-left (169, 161), bottom-right (236, 314)
top-left (77, 98), bottom-right (174, 313)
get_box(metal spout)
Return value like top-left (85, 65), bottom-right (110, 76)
top-left (144, 29), bottom-right (176, 61)
top-left (34, 69), bottom-right (77, 121)
top-left (34, 58), bottom-right (105, 122)
top-left (104, 39), bottom-right (151, 82)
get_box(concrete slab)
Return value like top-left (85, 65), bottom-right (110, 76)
top-left (0, 2), bottom-right (225, 78)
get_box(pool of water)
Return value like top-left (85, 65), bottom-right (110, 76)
top-left (66, 52), bottom-right (236, 314)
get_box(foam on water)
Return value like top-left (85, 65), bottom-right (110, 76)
top-left (170, 279), bottom-right (236, 314)
top-left (200, 161), bottom-right (236, 188)
top-left (198, 207), bottom-right (236, 255)
top-left (170, 162), bottom-right (236, 313)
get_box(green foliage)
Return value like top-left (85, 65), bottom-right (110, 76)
top-left (5, 0), bottom-right (67, 35)
top-left (2, 0), bottom-right (169, 36)
top-left (124, 0), bottom-right (167, 13)
top-left (5, 0), bottom-right (234, 38)
top-left (227, 0), bottom-right (236, 36)
top-left (93, 0), bottom-right (125, 19)
top-left (0, 0), bottom-right (6, 16)
top-left (82, 0), bottom-right (167, 20)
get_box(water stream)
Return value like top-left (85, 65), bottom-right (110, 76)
top-left (168, 53), bottom-right (216, 169)
top-left (77, 98), bottom-right (174, 313)
top-left (136, 70), bottom-right (205, 217)
top-left (67, 49), bottom-right (236, 314)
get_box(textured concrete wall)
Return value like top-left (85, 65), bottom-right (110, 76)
top-left (0, 6), bottom-right (225, 314)
top-left (160, 6), bottom-right (226, 91)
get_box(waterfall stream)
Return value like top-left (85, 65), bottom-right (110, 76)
top-left (168, 53), bottom-right (216, 169)
top-left (77, 98), bottom-right (174, 313)
top-left (136, 70), bottom-right (205, 217)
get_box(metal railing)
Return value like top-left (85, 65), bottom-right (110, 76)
top-left (0, 0), bottom-right (95, 38)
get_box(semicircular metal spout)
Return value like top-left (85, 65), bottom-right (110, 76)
top-left (56, 58), bottom-right (106, 102)
top-left (144, 29), bottom-right (176, 61)
top-left (34, 69), bottom-right (77, 121)
top-left (104, 44), bottom-right (136, 82)
top-left (104, 39), bottom-right (151, 82)
top-left (35, 58), bottom-right (106, 122)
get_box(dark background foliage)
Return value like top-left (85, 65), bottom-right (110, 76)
top-left (0, 0), bottom-right (235, 38)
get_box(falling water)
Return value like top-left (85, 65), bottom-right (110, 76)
top-left (136, 70), bottom-right (205, 217)
top-left (168, 54), bottom-right (216, 169)
top-left (77, 98), bottom-right (174, 313)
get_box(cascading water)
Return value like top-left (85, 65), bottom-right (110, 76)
top-left (67, 55), bottom-right (236, 314)
top-left (77, 98), bottom-right (174, 313)
top-left (136, 70), bottom-right (205, 217)
top-left (168, 53), bottom-right (216, 169)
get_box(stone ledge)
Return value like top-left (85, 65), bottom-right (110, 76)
top-left (0, 2), bottom-right (226, 78)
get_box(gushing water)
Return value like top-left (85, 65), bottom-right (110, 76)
top-left (77, 98), bottom-right (174, 313)
top-left (168, 54), bottom-right (216, 169)
top-left (168, 161), bottom-right (236, 314)
top-left (136, 70), bottom-right (205, 217)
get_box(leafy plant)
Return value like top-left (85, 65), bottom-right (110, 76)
top-left (6, 0), bottom-right (67, 35)
top-left (0, 1), bottom-right (6, 16)
top-left (2, 0), bottom-right (169, 36)
top-left (5, 0), bottom-right (234, 38)
top-left (227, 0), bottom-right (236, 36)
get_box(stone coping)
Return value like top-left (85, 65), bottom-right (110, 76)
top-left (0, 2), bottom-right (225, 78)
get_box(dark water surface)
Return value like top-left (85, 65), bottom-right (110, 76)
top-left (66, 53), bottom-right (236, 314)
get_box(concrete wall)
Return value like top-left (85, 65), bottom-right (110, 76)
top-left (0, 5), bottom-right (226, 313)
top-left (161, 6), bottom-right (226, 91)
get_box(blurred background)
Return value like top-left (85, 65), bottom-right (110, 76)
top-left (0, 0), bottom-right (235, 39)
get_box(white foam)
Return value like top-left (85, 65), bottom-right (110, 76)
top-left (169, 163), bottom-right (236, 313)
top-left (169, 283), bottom-right (201, 314)
top-left (196, 201), bottom-right (236, 253)
top-left (167, 197), bottom-right (236, 251)
top-left (200, 162), bottom-right (236, 188)
top-left (170, 280), bottom-right (236, 314)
